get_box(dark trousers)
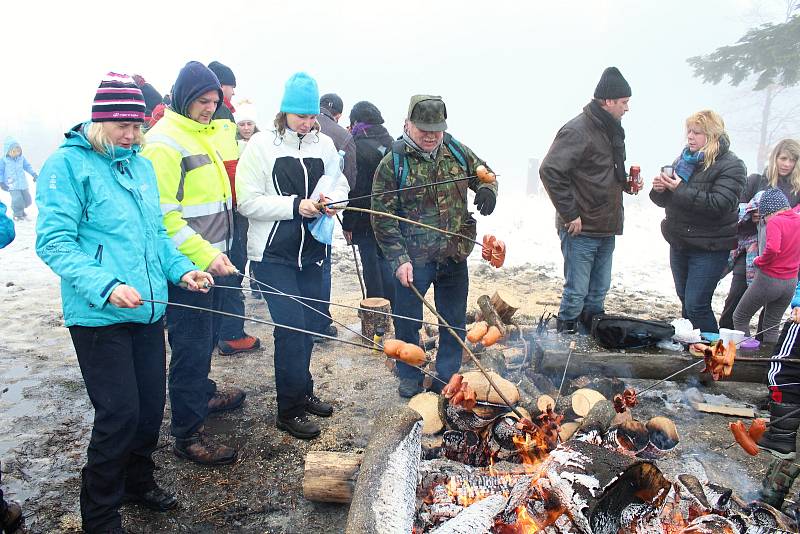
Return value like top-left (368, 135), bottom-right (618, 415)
top-left (768, 320), bottom-right (800, 404)
top-left (393, 260), bottom-right (468, 388)
top-left (669, 247), bottom-right (729, 333)
top-left (69, 320), bottom-right (166, 533)
top-left (251, 261), bottom-right (322, 418)
top-left (166, 284), bottom-right (225, 438)
top-left (219, 213), bottom-right (249, 341)
top-left (311, 247), bottom-right (333, 334)
top-left (719, 253), bottom-right (765, 334)
top-left (353, 232), bottom-right (395, 304)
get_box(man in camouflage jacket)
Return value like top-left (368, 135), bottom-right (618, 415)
top-left (371, 95), bottom-right (498, 397)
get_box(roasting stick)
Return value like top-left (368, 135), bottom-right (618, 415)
top-left (637, 323), bottom-right (786, 396)
top-left (554, 341), bottom-right (576, 404)
top-left (236, 270), bottom-right (377, 348)
top-left (210, 284), bottom-right (468, 333)
top-left (408, 284), bottom-right (526, 421)
top-left (321, 206), bottom-right (484, 248)
top-left (318, 173), bottom-right (499, 209)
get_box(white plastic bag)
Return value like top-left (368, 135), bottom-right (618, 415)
top-left (671, 318), bottom-right (701, 343)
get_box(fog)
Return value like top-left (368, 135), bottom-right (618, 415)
top-left (1, 0), bottom-right (796, 192)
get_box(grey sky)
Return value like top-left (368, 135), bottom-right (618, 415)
top-left (2, 0), bottom-right (794, 189)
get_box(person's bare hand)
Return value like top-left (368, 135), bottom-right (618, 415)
top-left (396, 262), bottom-right (414, 288)
top-left (662, 173), bottom-right (682, 192)
top-left (181, 270), bottom-right (214, 292)
top-left (109, 284), bottom-right (142, 308)
top-left (651, 174), bottom-right (666, 193)
top-left (206, 254), bottom-right (236, 277)
top-left (792, 307), bottom-right (800, 324)
top-left (343, 230), bottom-right (353, 244)
top-left (299, 198), bottom-right (321, 218)
top-left (565, 217), bottom-right (582, 236)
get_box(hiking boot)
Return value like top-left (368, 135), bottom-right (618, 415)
top-left (761, 458), bottom-right (800, 508)
top-left (556, 318), bottom-right (577, 334)
top-left (398, 377), bottom-right (423, 399)
top-left (217, 335), bottom-right (261, 356)
top-left (207, 386), bottom-right (246, 414)
top-left (173, 430), bottom-right (237, 465)
top-left (758, 402), bottom-right (800, 459)
top-left (1, 501), bottom-right (25, 534)
top-left (276, 414), bottom-right (320, 440)
top-left (305, 394), bottom-right (333, 417)
top-left (123, 485), bottom-right (178, 512)
top-left (312, 324), bottom-right (338, 343)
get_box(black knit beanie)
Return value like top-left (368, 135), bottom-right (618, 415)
top-left (207, 61), bottom-right (236, 87)
top-left (171, 61), bottom-right (223, 119)
top-left (320, 93), bottom-right (344, 114)
top-left (594, 67), bottom-right (632, 100)
top-left (349, 101), bottom-right (384, 125)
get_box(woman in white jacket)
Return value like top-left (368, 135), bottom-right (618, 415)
top-left (236, 72), bottom-right (349, 439)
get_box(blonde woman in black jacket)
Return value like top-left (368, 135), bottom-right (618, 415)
top-left (650, 110), bottom-right (747, 334)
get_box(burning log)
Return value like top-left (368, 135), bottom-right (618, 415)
top-left (540, 440), bottom-right (671, 534)
top-left (490, 289), bottom-right (519, 323)
top-left (428, 494), bottom-right (507, 534)
top-left (358, 297), bottom-right (392, 341)
top-left (577, 399), bottom-right (617, 435)
top-left (680, 514), bottom-right (738, 533)
top-left (345, 407), bottom-right (423, 534)
top-left (302, 451), bottom-right (362, 503)
top-left (639, 416), bottom-right (680, 459)
top-left (604, 419), bottom-right (649, 453)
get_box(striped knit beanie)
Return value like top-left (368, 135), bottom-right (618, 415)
top-left (92, 72), bottom-right (146, 123)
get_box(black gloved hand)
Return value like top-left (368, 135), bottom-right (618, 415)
top-left (473, 188), bottom-right (496, 216)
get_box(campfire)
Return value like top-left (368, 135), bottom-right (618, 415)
top-left (304, 290), bottom-right (797, 534)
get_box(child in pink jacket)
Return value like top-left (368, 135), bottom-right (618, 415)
top-left (734, 188), bottom-right (800, 347)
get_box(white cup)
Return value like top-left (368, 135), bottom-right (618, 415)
top-left (719, 328), bottom-right (745, 345)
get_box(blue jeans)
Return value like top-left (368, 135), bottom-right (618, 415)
top-left (353, 232), bottom-right (395, 304)
top-left (558, 229), bottom-right (615, 325)
top-left (251, 261), bottom-right (322, 418)
top-left (166, 284), bottom-right (221, 438)
top-left (393, 259), bottom-right (468, 388)
top-left (669, 247), bottom-right (729, 333)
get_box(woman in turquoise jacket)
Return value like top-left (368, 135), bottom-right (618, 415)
top-left (35, 73), bottom-right (212, 534)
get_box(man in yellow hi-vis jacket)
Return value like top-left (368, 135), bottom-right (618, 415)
top-left (143, 61), bottom-right (245, 466)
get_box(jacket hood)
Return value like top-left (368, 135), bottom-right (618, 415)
top-left (62, 122), bottom-right (140, 161)
top-left (4, 136), bottom-right (20, 157)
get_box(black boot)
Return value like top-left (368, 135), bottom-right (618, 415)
top-left (556, 318), bottom-right (577, 334)
top-left (758, 402), bottom-right (800, 459)
top-left (760, 458), bottom-right (800, 509)
top-left (579, 310), bottom-right (602, 335)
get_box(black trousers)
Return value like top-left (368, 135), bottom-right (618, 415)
top-left (768, 320), bottom-right (800, 404)
top-left (69, 319), bottom-right (166, 533)
top-left (251, 260), bottom-right (321, 418)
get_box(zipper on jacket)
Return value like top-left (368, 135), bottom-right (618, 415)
top-left (144, 246), bottom-right (155, 323)
top-left (94, 244), bottom-right (104, 264)
top-left (298, 142), bottom-right (310, 270)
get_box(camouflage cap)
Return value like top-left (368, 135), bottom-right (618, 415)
top-left (407, 95), bottom-right (447, 132)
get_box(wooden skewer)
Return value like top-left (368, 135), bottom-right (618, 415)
top-left (407, 284), bottom-right (526, 421)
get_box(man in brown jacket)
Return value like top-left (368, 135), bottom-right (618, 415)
top-left (540, 67), bottom-right (634, 334)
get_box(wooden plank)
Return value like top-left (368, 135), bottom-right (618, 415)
top-left (691, 402), bottom-right (755, 418)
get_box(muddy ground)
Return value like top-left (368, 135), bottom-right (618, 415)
top-left (0, 222), bottom-right (786, 533)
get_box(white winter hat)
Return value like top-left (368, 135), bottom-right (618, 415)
top-left (234, 101), bottom-right (258, 125)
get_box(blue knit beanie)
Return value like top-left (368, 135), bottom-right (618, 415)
top-left (280, 72), bottom-right (320, 115)
top-left (759, 187), bottom-right (790, 218)
top-left (171, 61), bottom-right (223, 119)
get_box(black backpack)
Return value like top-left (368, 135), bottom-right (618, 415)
top-left (590, 314), bottom-right (675, 349)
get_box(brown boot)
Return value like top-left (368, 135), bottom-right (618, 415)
top-left (173, 429), bottom-right (237, 466)
top-left (1, 500), bottom-right (25, 534)
top-left (207, 387), bottom-right (246, 414)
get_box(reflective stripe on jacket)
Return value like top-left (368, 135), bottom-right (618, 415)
top-left (142, 109), bottom-right (234, 270)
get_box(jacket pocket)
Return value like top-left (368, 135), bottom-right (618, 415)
top-left (94, 244), bottom-right (104, 264)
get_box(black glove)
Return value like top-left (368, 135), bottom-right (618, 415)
top-left (473, 188), bottom-right (496, 216)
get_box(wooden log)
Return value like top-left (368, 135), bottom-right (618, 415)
top-left (536, 343), bottom-right (769, 383)
top-left (461, 370), bottom-right (519, 405)
top-left (490, 289), bottom-right (520, 323)
top-left (303, 451), bottom-right (362, 503)
top-left (477, 294), bottom-right (506, 337)
top-left (559, 421), bottom-right (580, 441)
top-left (578, 399), bottom-right (617, 434)
top-left (408, 392), bottom-right (444, 435)
top-left (566, 376), bottom-right (626, 400)
top-left (536, 394), bottom-right (556, 414)
top-left (477, 348), bottom-right (506, 376)
top-left (571, 388), bottom-right (605, 417)
top-left (523, 369), bottom-right (558, 396)
top-left (358, 297), bottom-right (393, 342)
top-left (429, 494), bottom-right (508, 534)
